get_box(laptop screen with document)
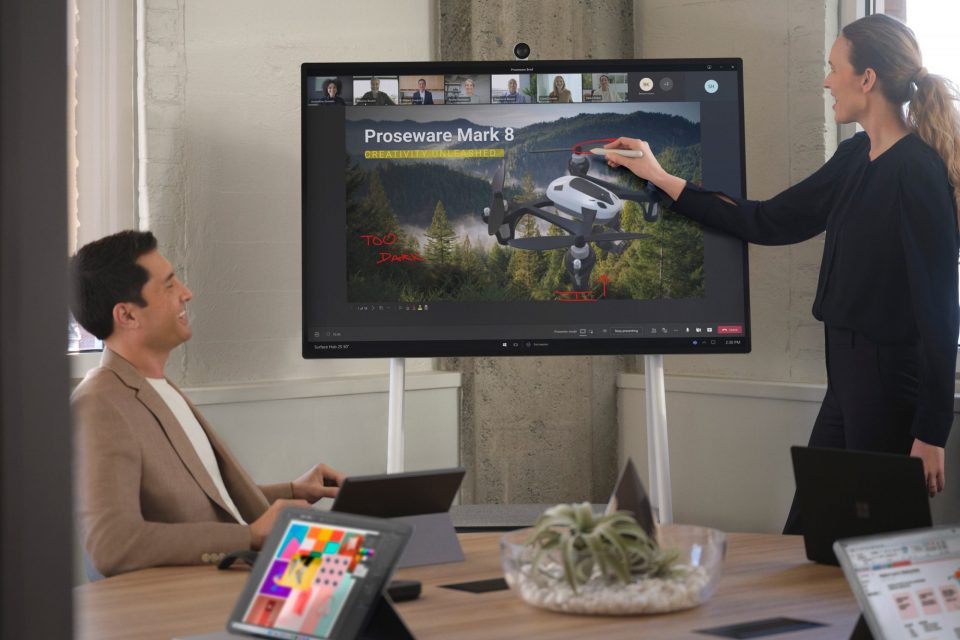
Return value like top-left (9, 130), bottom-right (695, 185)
top-left (834, 525), bottom-right (960, 640)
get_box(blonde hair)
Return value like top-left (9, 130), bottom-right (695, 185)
top-left (843, 14), bottom-right (960, 221)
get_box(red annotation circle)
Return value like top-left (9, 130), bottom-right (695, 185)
top-left (571, 138), bottom-right (618, 154)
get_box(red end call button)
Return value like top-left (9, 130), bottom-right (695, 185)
top-left (717, 325), bottom-right (743, 335)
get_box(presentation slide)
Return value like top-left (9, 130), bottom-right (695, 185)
top-left (344, 102), bottom-right (703, 304)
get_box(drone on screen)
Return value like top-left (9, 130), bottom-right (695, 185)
top-left (482, 146), bottom-right (664, 290)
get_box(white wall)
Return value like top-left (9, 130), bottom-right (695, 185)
top-left (635, 0), bottom-right (837, 384)
top-left (619, 376), bottom-right (960, 533)
top-left (135, 0), bottom-right (460, 484)
top-left (191, 372), bottom-right (461, 487)
top-left (619, 375), bottom-right (822, 532)
top-left (142, 0), bottom-right (436, 386)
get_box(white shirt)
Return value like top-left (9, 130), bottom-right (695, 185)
top-left (598, 87), bottom-right (622, 102)
top-left (146, 378), bottom-right (247, 524)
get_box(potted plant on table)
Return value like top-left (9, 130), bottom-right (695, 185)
top-left (500, 502), bottom-right (726, 615)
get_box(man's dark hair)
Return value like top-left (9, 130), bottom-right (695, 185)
top-left (70, 230), bottom-right (158, 340)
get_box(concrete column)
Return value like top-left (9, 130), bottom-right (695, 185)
top-left (437, 0), bottom-right (635, 505)
top-left (439, 0), bottom-right (635, 61)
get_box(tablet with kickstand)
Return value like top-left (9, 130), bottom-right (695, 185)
top-left (226, 508), bottom-right (412, 640)
top-left (332, 467), bottom-right (465, 568)
top-left (791, 446), bottom-right (931, 565)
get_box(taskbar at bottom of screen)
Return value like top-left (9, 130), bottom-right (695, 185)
top-left (303, 335), bottom-right (749, 358)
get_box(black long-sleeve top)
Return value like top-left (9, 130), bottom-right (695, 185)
top-left (673, 131), bottom-right (958, 447)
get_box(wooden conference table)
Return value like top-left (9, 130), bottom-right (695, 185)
top-left (76, 532), bottom-right (860, 639)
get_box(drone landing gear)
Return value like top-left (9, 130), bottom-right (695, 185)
top-left (565, 243), bottom-right (595, 290)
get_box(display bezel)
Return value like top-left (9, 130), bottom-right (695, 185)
top-left (301, 58), bottom-right (750, 358)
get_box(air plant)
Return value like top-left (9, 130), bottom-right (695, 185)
top-left (526, 502), bottom-right (680, 593)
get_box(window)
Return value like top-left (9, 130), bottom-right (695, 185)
top-left (67, 0), bottom-right (137, 360)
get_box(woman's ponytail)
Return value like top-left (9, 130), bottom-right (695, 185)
top-left (908, 71), bottom-right (960, 220)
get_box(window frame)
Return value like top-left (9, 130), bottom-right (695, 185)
top-left (70, 0), bottom-right (137, 251)
top-left (67, 0), bottom-right (138, 376)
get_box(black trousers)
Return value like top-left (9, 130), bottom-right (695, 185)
top-left (782, 325), bottom-right (918, 534)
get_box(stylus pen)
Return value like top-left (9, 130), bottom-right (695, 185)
top-left (590, 147), bottom-right (645, 158)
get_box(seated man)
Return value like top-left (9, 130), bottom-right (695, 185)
top-left (71, 230), bottom-right (345, 577)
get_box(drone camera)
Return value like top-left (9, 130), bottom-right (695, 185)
top-left (514, 42), bottom-right (531, 60)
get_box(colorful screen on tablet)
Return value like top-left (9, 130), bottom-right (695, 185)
top-left (233, 519), bottom-right (384, 639)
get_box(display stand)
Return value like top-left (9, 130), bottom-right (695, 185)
top-left (180, 596), bottom-right (414, 640)
top-left (848, 615), bottom-right (874, 640)
top-left (644, 354), bottom-right (673, 524)
top-left (388, 355), bottom-right (672, 525)
top-left (359, 596), bottom-right (415, 640)
top-left (387, 357), bottom-right (405, 473)
top-left (394, 512), bottom-right (463, 568)
top-left (384, 357), bottom-right (463, 567)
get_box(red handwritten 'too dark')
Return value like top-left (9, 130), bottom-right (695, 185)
top-left (377, 252), bottom-right (426, 265)
top-left (360, 233), bottom-right (397, 246)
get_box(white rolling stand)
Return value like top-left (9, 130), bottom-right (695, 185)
top-left (644, 354), bottom-right (673, 524)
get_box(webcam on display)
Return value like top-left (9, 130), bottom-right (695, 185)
top-left (514, 42), bottom-right (530, 60)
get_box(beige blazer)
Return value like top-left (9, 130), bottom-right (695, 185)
top-left (72, 348), bottom-right (293, 577)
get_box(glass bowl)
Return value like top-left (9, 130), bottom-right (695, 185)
top-left (500, 523), bottom-right (727, 615)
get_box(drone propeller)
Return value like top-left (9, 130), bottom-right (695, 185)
top-left (487, 164), bottom-right (506, 236)
top-left (510, 231), bottom-right (650, 251)
top-left (586, 231), bottom-right (652, 243)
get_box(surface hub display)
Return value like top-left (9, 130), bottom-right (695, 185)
top-left (302, 59), bottom-right (750, 358)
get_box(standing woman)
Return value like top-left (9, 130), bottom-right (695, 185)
top-left (605, 14), bottom-right (960, 533)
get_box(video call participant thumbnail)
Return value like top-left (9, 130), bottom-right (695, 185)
top-left (584, 73), bottom-right (625, 102)
top-left (445, 75), bottom-right (490, 104)
top-left (316, 77), bottom-right (348, 105)
top-left (537, 73), bottom-right (582, 103)
top-left (354, 76), bottom-right (398, 106)
top-left (399, 75), bottom-right (444, 105)
top-left (492, 74), bottom-right (531, 104)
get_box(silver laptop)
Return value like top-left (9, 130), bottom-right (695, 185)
top-left (834, 524), bottom-right (960, 640)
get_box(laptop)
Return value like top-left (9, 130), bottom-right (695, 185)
top-left (790, 446), bottom-right (932, 565)
top-left (834, 524), bottom-right (960, 640)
